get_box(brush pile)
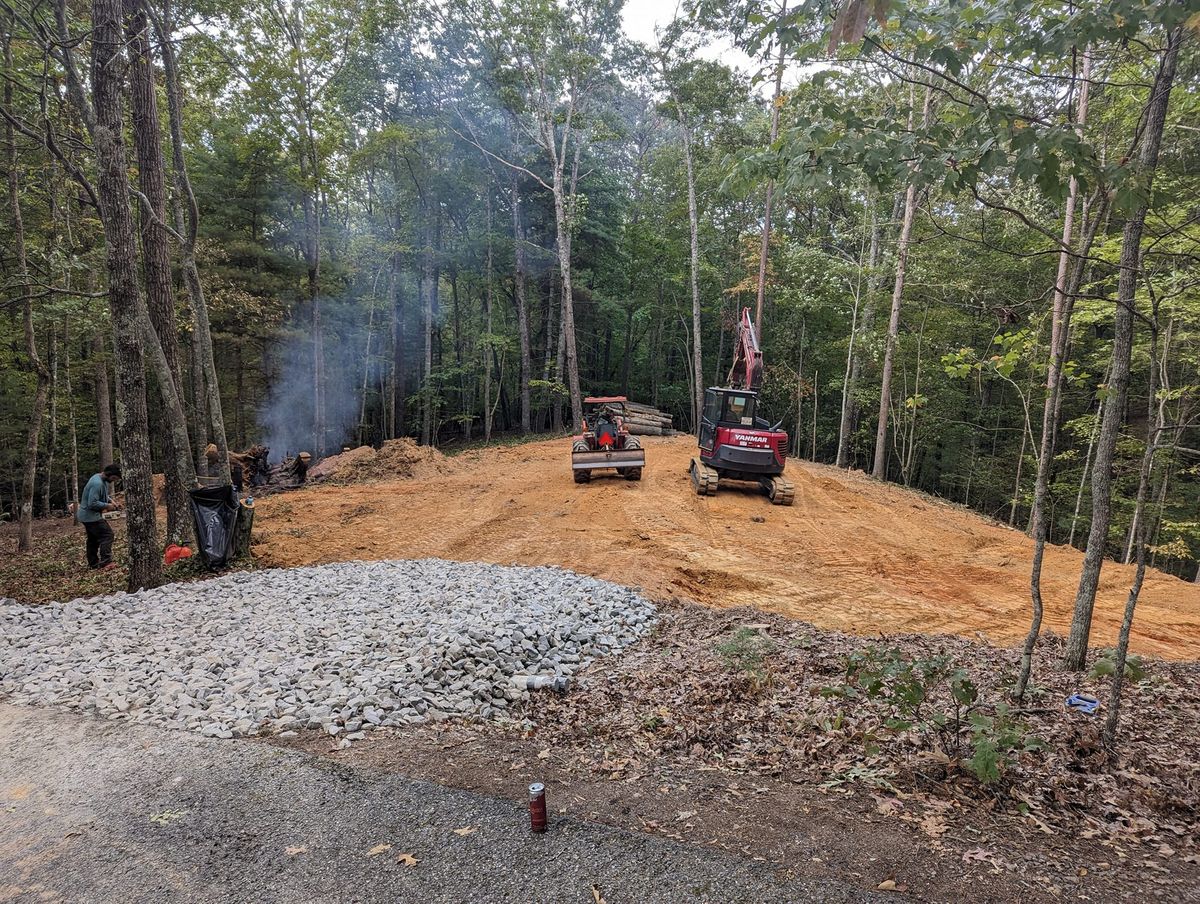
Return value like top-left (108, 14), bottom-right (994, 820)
top-left (308, 438), bottom-right (448, 483)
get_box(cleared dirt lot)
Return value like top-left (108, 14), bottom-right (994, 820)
top-left (253, 434), bottom-right (1200, 660)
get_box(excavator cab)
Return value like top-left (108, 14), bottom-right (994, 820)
top-left (700, 389), bottom-right (751, 449)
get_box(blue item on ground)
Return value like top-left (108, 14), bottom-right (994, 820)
top-left (1065, 693), bottom-right (1100, 715)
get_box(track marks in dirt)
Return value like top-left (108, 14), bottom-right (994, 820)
top-left (253, 434), bottom-right (1200, 660)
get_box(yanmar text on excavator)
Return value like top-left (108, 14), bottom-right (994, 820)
top-left (689, 308), bottom-right (795, 505)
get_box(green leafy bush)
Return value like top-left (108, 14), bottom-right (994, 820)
top-left (1088, 649), bottom-right (1148, 682)
top-left (822, 647), bottom-right (1044, 785)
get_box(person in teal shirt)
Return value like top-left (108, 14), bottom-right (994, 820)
top-left (77, 464), bottom-right (122, 569)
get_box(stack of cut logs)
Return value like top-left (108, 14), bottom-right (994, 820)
top-left (623, 401), bottom-right (675, 436)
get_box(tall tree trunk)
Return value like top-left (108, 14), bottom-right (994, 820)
top-left (127, 2), bottom-right (192, 544)
top-left (620, 305), bottom-right (634, 398)
top-left (1016, 196), bottom-right (1107, 697)
top-left (674, 103), bottom-right (704, 434)
top-left (837, 200), bottom-right (880, 468)
top-left (389, 251), bottom-right (405, 438)
top-left (511, 172), bottom-right (532, 433)
top-left (92, 333), bottom-right (114, 468)
top-left (484, 191), bottom-right (495, 442)
top-left (308, 209), bottom-right (325, 454)
top-left (358, 273), bottom-right (378, 444)
top-left (1102, 295), bottom-right (1164, 745)
top-left (872, 85), bottom-right (928, 481)
top-left (1069, 388), bottom-right (1103, 547)
top-left (1009, 418), bottom-right (1027, 527)
top-left (553, 280), bottom-right (568, 432)
top-left (540, 271), bottom-right (557, 430)
top-left (900, 304), bottom-right (929, 484)
top-left (42, 328), bottom-right (59, 515)
top-left (811, 368), bottom-right (819, 461)
top-left (1043, 51), bottom-right (1091, 459)
top-left (753, 0), bottom-right (787, 339)
top-left (449, 267), bottom-right (471, 441)
top-left (1064, 29), bottom-right (1181, 671)
top-left (91, 0), bottom-right (161, 588)
top-left (190, 319), bottom-right (210, 474)
top-left (794, 319), bottom-right (806, 456)
top-left (279, 2), bottom-right (325, 457)
top-left (420, 211), bottom-right (435, 446)
top-left (148, 0), bottom-right (230, 485)
top-left (234, 342), bottom-right (244, 447)
top-left (64, 321), bottom-right (81, 505)
top-left (137, 304), bottom-right (197, 497)
top-left (5, 22), bottom-right (52, 550)
top-left (871, 182), bottom-right (916, 480)
top-left (551, 167), bottom-right (583, 428)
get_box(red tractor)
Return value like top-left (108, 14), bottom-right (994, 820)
top-left (571, 397), bottom-right (645, 483)
top-left (689, 308), bottom-right (795, 505)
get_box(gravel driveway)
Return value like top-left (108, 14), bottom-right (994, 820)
top-left (0, 703), bottom-right (884, 903)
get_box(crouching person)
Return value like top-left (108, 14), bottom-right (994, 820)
top-left (78, 463), bottom-right (122, 570)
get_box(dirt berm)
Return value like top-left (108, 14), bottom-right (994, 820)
top-left (253, 434), bottom-right (1200, 660)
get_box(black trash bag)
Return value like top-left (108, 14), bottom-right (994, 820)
top-left (188, 484), bottom-right (240, 568)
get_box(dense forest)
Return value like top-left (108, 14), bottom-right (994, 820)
top-left (1, 0), bottom-right (1197, 684)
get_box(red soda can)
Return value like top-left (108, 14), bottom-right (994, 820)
top-left (528, 782), bottom-right (547, 833)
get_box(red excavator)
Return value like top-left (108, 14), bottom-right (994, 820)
top-left (571, 396), bottom-right (645, 483)
top-left (689, 308), bottom-right (795, 505)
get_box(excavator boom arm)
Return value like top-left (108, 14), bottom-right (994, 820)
top-left (726, 307), bottom-right (763, 391)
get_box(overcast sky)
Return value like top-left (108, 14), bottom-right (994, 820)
top-left (620, 0), bottom-right (758, 75)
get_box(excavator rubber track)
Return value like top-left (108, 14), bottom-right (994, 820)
top-left (690, 459), bottom-right (720, 496)
top-left (762, 474), bottom-right (795, 506)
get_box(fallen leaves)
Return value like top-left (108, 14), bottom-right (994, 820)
top-left (918, 814), bottom-right (948, 838)
top-left (396, 852), bottom-right (419, 867)
top-left (368, 843), bottom-right (392, 856)
top-left (872, 794), bottom-right (904, 817)
top-left (961, 847), bottom-right (1014, 873)
top-left (510, 602), bottom-right (1200, 874)
top-left (284, 845), bottom-right (307, 856)
top-left (591, 885), bottom-right (607, 904)
top-left (452, 826), bottom-right (477, 837)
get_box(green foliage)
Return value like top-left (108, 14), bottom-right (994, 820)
top-left (964, 706), bottom-right (1047, 784)
top-left (2, 0), bottom-right (1198, 580)
top-left (823, 647), bottom-right (1044, 785)
top-left (715, 627), bottom-right (775, 684)
top-left (528, 379), bottom-right (569, 399)
top-left (1088, 650), bottom-right (1148, 683)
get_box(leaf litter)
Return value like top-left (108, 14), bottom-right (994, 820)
top-left (279, 598), bottom-right (1200, 901)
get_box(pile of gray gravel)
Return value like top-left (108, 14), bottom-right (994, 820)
top-left (0, 559), bottom-right (655, 742)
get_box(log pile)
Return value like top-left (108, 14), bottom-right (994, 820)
top-left (622, 401), bottom-right (674, 436)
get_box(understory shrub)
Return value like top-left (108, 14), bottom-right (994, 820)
top-left (822, 646), bottom-right (1045, 785)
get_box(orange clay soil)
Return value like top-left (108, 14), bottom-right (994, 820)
top-left (253, 434), bottom-right (1200, 661)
